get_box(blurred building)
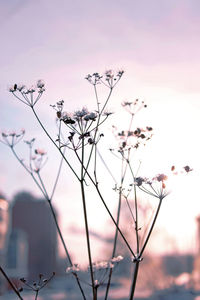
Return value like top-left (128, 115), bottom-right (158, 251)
top-left (6, 229), bottom-right (28, 279)
top-left (0, 194), bottom-right (11, 294)
top-left (7, 192), bottom-right (58, 280)
top-left (192, 215), bottom-right (200, 288)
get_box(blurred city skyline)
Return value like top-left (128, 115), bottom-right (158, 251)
top-left (1, 0), bottom-right (200, 264)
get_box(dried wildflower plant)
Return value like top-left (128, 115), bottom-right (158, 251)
top-left (66, 256), bottom-right (124, 298)
top-left (8, 80), bottom-right (45, 107)
top-left (1, 70), bottom-right (192, 300)
top-left (19, 273), bottom-right (55, 300)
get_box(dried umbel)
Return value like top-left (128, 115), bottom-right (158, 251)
top-left (52, 102), bottom-right (111, 150)
top-left (66, 256), bottom-right (124, 290)
top-left (134, 174), bottom-right (169, 200)
top-left (9, 80), bottom-right (45, 107)
top-left (112, 125), bottom-right (153, 152)
top-left (0, 129), bottom-right (25, 147)
top-left (122, 99), bottom-right (147, 115)
top-left (19, 273), bottom-right (55, 296)
top-left (85, 70), bottom-right (124, 88)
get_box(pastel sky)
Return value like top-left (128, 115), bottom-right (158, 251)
top-left (1, 0), bottom-right (200, 263)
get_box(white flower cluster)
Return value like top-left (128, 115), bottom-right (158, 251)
top-left (89, 255), bottom-right (124, 272)
top-left (92, 261), bottom-right (114, 271)
top-left (66, 264), bottom-right (80, 274)
top-left (110, 255), bottom-right (123, 263)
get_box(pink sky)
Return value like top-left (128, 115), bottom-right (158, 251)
top-left (1, 0), bottom-right (200, 263)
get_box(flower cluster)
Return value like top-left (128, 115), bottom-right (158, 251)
top-left (52, 102), bottom-right (98, 126)
top-left (9, 80), bottom-right (45, 107)
top-left (66, 264), bottom-right (80, 275)
top-left (85, 73), bottom-right (103, 85)
top-left (50, 100), bottom-right (65, 119)
top-left (24, 138), bottom-right (47, 173)
top-left (122, 99), bottom-right (147, 115)
top-left (88, 256), bottom-right (124, 288)
top-left (112, 125), bottom-right (153, 153)
top-left (85, 70), bottom-right (124, 88)
top-left (30, 148), bottom-right (47, 173)
top-left (110, 255), bottom-right (124, 263)
top-left (73, 107), bottom-right (97, 122)
top-left (52, 103), bottom-right (104, 149)
top-left (134, 174), bottom-right (168, 200)
top-left (0, 129), bottom-right (25, 147)
top-left (66, 256), bottom-right (124, 288)
top-left (171, 165), bottom-right (193, 175)
top-left (19, 273), bottom-right (55, 294)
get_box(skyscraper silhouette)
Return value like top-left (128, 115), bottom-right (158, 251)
top-left (10, 191), bottom-right (57, 280)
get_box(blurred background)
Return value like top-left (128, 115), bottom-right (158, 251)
top-left (1, 0), bottom-right (200, 299)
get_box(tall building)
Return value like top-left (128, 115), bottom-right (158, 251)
top-left (193, 216), bottom-right (200, 288)
top-left (8, 191), bottom-right (58, 280)
top-left (6, 229), bottom-right (28, 279)
top-left (0, 194), bottom-right (11, 294)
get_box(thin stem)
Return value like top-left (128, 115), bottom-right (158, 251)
top-left (73, 146), bottom-right (135, 257)
top-left (10, 147), bottom-right (47, 199)
top-left (12, 92), bottom-right (30, 106)
top-left (37, 172), bottom-right (49, 199)
top-left (31, 106), bottom-right (80, 181)
top-left (94, 287), bottom-right (98, 300)
top-left (126, 159), bottom-right (142, 252)
top-left (80, 140), bottom-right (95, 298)
top-left (10, 148), bottom-right (86, 299)
top-left (95, 184), bottom-right (135, 258)
top-left (35, 290), bottom-right (39, 300)
top-left (134, 183), bottom-right (139, 254)
top-left (0, 266), bottom-right (23, 300)
top-left (47, 199), bottom-right (72, 265)
top-left (139, 198), bottom-right (162, 258)
top-left (124, 196), bottom-right (136, 223)
top-left (83, 88), bottom-right (113, 178)
top-left (94, 85), bottom-right (100, 112)
top-left (129, 261), bottom-right (140, 300)
top-left (105, 155), bottom-right (128, 300)
top-left (80, 182), bottom-right (95, 297)
top-left (100, 87), bottom-right (113, 115)
top-left (96, 148), bottom-right (117, 184)
top-left (94, 143), bottom-right (98, 184)
top-left (45, 202), bottom-right (87, 299)
top-left (104, 188), bottom-right (122, 300)
top-left (50, 148), bottom-right (66, 200)
top-left (139, 208), bottom-right (154, 247)
top-left (74, 274), bottom-right (87, 300)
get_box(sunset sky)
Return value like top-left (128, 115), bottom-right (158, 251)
top-left (1, 0), bottom-right (200, 264)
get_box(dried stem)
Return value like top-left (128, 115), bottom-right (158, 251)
top-left (0, 266), bottom-right (23, 300)
top-left (80, 140), bottom-right (95, 299)
top-left (9, 147), bottom-right (86, 299)
top-left (104, 189), bottom-right (122, 300)
top-left (129, 261), bottom-right (140, 300)
top-left (31, 106), bottom-right (80, 181)
top-left (139, 198), bottom-right (162, 258)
